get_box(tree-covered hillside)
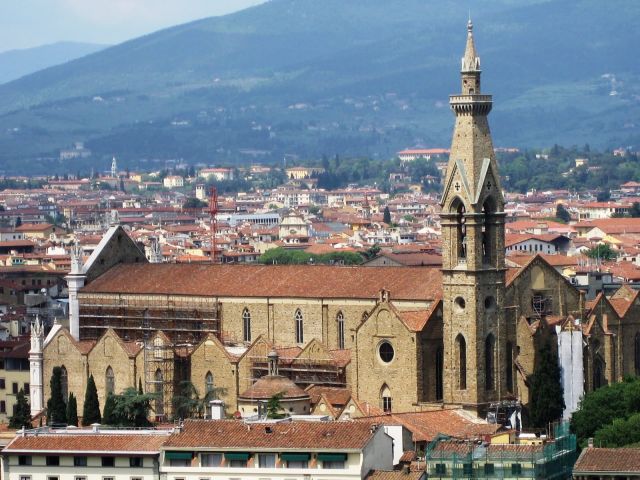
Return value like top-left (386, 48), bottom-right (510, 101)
top-left (0, 0), bottom-right (638, 173)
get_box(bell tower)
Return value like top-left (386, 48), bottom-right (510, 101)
top-left (440, 20), bottom-right (507, 411)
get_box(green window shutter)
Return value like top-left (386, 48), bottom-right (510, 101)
top-left (165, 451), bottom-right (193, 460)
top-left (280, 453), bottom-right (311, 462)
top-left (317, 453), bottom-right (347, 462)
top-left (224, 452), bottom-right (250, 461)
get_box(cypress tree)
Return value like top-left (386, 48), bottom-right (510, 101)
top-left (383, 206), bottom-right (391, 224)
top-left (81, 374), bottom-right (101, 426)
top-left (529, 341), bottom-right (565, 428)
top-left (102, 394), bottom-right (117, 426)
top-left (48, 366), bottom-right (67, 424)
top-left (9, 388), bottom-right (31, 429)
top-left (138, 378), bottom-right (144, 395)
top-left (66, 393), bottom-right (78, 426)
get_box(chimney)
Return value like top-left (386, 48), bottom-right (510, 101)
top-left (210, 400), bottom-right (225, 420)
top-left (91, 423), bottom-right (100, 433)
top-left (588, 437), bottom-right (594, 448)
top-left (402, 464), bottom-right (411, 475)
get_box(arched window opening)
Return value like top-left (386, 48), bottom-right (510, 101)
top-left (635, 333), bottom-right (640, 376)
top-left (456, 335), bottom-right (467, 390)
top-left (205, 371), bottom-right (214, 395)
top-left (154, 369), bottom-right (164, 417)
top-left (435, 345), bottom-right (444, 401)
top-left (485, 334), bottom-right (495, 391)
top-left (381, 385), bottom-right (392, 413)
top-left (295, 309), bottom-right (304, 344)
top-left (506, 342), bottom-right (514, 392)
top-left (482, 199), bottom-right (494, 264)
top-left (455, 202), bottom-right (467, 261)
top-left (60, 365), bottom-right (68, 402)
top-left (337, 311), bottom-right (345, 349)
top-left (105, 366), bottom-right (115, 395)
top-left (242, 308), bottom-right (251, 343)
top-left (593, 356), bottom-right (605, 390)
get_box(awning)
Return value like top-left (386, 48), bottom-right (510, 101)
top-left (165, 451), bottom-right (193, 460)
top-left (280, 453), bottom-right (311, 462)
top-left (224, 452), bottom-right (250, 461)
top-left (317, 453), bottom-right (347, 462)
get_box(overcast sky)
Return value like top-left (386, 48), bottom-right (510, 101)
top-left (0, 0), bottom-right (267, 53)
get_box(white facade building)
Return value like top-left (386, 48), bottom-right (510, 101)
top-left (161, 419), bottom-right (393, 480)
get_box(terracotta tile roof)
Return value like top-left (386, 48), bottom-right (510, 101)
top-left (356, 410), bottom-right (498, 442)
top-left (163, 419), bottom-right (378, 450)
top-left (399, 450), bottom-right (417, 463)
top-left (305, 386), bottom-right (352, 406)
top-left (396, 300), bottom-right (441, 332)
top-left (329, 349), bottom-right (351, 368)
top-left (4, 433), bottom-right (168, 454)
top-left (573, 448), bottom-right (640, 474)
top-left (608, 297), bottom-right (633, 318)
top-left (366, 470), bottom-right (424, 480)
top-left (82, 264), bottom-right (442, 301)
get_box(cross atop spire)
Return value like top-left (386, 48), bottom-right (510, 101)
top-left (462, 18), bottom-right (480, 72)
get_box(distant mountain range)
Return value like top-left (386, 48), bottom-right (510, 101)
top-left (0, 42), bottom-right (107, 85)
top-left (0, 0), bottom-right (638, 174)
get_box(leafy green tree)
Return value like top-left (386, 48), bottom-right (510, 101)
top-left (594, 412), bottom-right (640, 447)
top-left (629, 202), bottom-right (640, 218)
top-left (183, 197), bottom-right (207, 209)
top-left (172, 381), bottom-right (224, 419)
top-left (586, 244), bottom-right (617, 261)
top-left (111, 388), bottom-right (154, 427)
top-left (81, 374), bottom-right (101, 425)
top-left (66, 393), bottom-right (78, 426)
top-left (528, 341), bottom-right (564, 428)
top-left (571, 379), bottom-right (630, 446)
top-left (266, 392), bottom-right (284, 419)
top-left (9, 389), bottom-right (31, 429)
top-left (555, 204), bottom-right (571, 223)
top-left (47, 366), bottom-right (67, 425)
top-left (383, 206), bottom-right (391, 224)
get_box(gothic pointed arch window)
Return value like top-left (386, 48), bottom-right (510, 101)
top-left (337, 311), bottom-right (345, 349)
top-left (451, 199), bottom-right (467, 262)
top-left (154, 369), bottom-right (164, 417)
top-left (205, 371), bottom-right (214, 395)
top-left (380, 384), bottom-right (392, 413)
top-left (105, 366), bottom-right (115, 395)
top-left (506, 341), bottom-right (514, 392)
top-left (242, 308), bottom-right (251, 343)
top-left (435, 345), bottom-right (444, 401)
top-left (60, 365), bottom-right (68, 402)
top-left (482, 197), bottom-right (496, 264)
top-left (485, 334), bottom-right (495, 391)
top-left (456, 334), bottom-right (467, 390)
top-left (635, 332), bottom-right (640, 376)
top-left (593, 356), bottom-right (605, 390)
top-left (295, 309), bottom-right (304, 344)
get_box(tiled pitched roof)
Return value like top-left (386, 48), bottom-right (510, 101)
top-left (82, 264), bottom-right (442, 301)
top-left (366, 470), bottom-right (424, 480)
top-left (356, 409), bottom-right (498, 442)
top-left (305, 386), bottom-right (352, 407)
top-left (163, 419), bottom-right (377, 450)
top-left (573, 448), bottom-right (640, 474)
top-left (4, 433), bottom-right (168, 454)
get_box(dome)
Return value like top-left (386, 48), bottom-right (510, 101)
top-left (238, 375), bottom-right (310, 401)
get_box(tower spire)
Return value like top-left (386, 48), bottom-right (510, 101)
top-left (462, 18), bottom-right (480, 73)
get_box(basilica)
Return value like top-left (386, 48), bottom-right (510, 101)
top-left (30, 22), bottom-right (640, 424)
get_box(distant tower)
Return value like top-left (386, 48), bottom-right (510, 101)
top-left (29, 316), bottom-right (44, 416)
top-left (111, 157), bottom-right (117, 179)
top-left (65, 242), bottom-right (86, 341)
top-left (149, 237), bottom-right (163, 264)
top-left (440, 21), bottom-right (507, 412)
top-left (195, 184), bottom-right (206, 201)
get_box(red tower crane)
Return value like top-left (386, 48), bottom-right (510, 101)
top-left (209, 186), bottom-right (219, 263)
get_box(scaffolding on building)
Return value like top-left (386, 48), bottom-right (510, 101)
top-left (424, 422), bottom-right (578, 480)
top-left (79, 293), bottom-right (221, 421)
top-left (78, 294), bottom-right (220, 343)
top-left (248, 353), bottom-right (347, 388)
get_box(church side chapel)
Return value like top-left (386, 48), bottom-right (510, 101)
top-left (30, 23), bottom-right (639, 426)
